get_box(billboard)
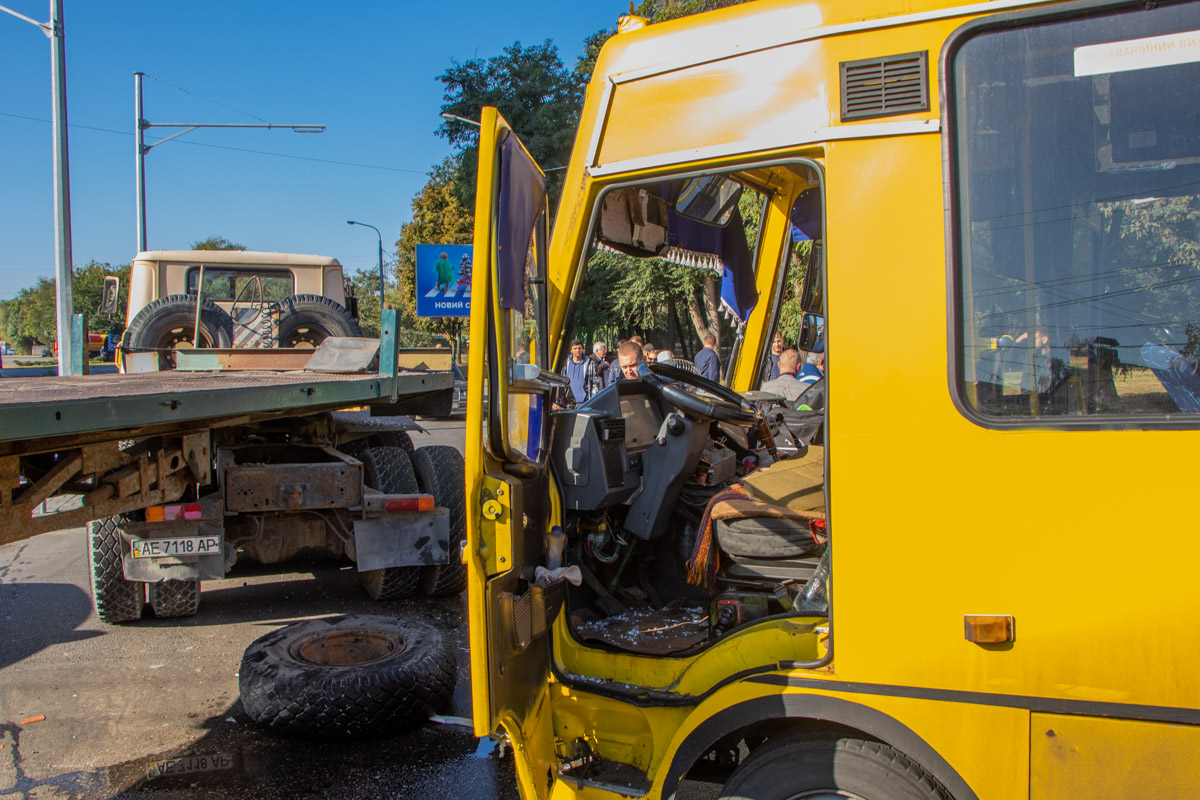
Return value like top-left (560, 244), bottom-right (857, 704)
top-left (415, 244), bottom-right (472, 318)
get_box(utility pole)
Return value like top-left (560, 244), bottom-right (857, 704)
top-left (134, 72), bottom-right (325, 253)
top-left (1, 0), bottom-right (77, 374)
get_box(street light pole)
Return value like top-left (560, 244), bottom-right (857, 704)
top-left (1, 0), bottom-right (77, 375)
top-left (135, 71), bottom-right (147, 252)
top-left (347, 221), bottom-right (384, 319)
top-left (134, 72), bottom-right (325, 253)
top-left (439, 112), bottom-right (481, 128)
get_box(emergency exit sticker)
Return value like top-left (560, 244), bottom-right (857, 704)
top-left (1075, 29), bottom-right (1200, 77)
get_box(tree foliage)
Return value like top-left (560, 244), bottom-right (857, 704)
top-left (576, 0), bottom-right (754, 78)
top-left (0, 261), bottom-right (132, 353)
top-left (191, 235), bottom-right (247, 251)
top-left (390, 158), bottom-right (476, 353)
top-left (437, 40), bottom-right (583, 209)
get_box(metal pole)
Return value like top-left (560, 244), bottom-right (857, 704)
top-left (49, 0), bottom-right (75, 375)
top-left (347, 220), bottom-right (385, 319)
top-left (135, 71), bottom-right (146, 253)
top-left (134, 75), bottom-right (323, 254)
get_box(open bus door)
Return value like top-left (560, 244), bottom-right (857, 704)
top-left (464, 107), bottom-right (566, 799)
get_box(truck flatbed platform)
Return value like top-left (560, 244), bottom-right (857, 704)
top-left (0, 369), bottom-right (452, 450)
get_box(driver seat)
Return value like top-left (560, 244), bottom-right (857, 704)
top-left (713, 445), bottom-right (826, 582)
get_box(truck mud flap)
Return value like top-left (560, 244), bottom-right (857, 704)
top-left (120, 518), bottom-right (226, 582)
top-left (353, 508), bottom-right (450, 572)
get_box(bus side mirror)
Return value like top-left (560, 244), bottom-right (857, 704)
top-left (100, 276), bottom-right (120, 315)
top-left (799, 314), bottom-right (823, 352)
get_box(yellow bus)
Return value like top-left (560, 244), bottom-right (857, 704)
top-left (465, 1), bottom-right (1200, 797)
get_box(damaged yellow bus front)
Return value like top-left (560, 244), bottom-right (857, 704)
top-left (465, 1), bottom-right (1200, 798)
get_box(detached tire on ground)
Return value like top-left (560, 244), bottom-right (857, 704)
top-left (239, 615), bottom-right (456, 738)
top-left (410, 446), bottom-right (467, 596)
top-left (87, 514), bottom-right (144, 624)
top-left (273, 294), bottom-right (361, 348)
top-left (123, 294), bottom-right (233, 369)
top-left (343, 441), bottom-right (421, 600)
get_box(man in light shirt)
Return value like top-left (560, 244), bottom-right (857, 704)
top-left (760, 348), bottom-right (806, 403)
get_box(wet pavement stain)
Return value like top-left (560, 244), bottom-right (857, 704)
top-left (2, 706), bottom-right (519, 800)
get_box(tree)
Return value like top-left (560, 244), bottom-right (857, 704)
top-left (0, 260), bottom-right (132, 353)
top-left (437, 40), bottom-right (583, 209)
top-left (393, 158), bottom-right (476, 357)
top-left (191, 235), bottom-right (247, 251)
top-left (74, 261), bottom-right (133, 335)
top-left (350, 267), bottom-right (383, 338)
top-left (575, 0), bottom-right (754, 79)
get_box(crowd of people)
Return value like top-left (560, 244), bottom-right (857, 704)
top-left (558, 333), bottom-right (725, 406)
top-left (556, 328), bottom-right (824, 411)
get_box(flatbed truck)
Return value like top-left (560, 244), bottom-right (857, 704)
top-left (0, 310), bottom-right (463, 621)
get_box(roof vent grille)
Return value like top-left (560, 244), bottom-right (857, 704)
top-left (841, 51), bottom-right (929, 122)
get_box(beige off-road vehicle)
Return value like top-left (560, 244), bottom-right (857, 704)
top-left (121, 250), bottom-right (361, 368)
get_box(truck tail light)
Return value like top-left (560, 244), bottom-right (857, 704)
top-left (146, 503), bottom-right (202, 522)
top-left (384, 495), bottom-right (435, 513)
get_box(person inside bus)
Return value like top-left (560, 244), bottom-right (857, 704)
top-left (761, 348), bottom-right (806, 403)
top-left (616, 340), bottom-right (645, 381)
top-left (766, 331), bottom-right (784, 380)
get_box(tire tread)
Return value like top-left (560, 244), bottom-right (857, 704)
top-left (410, 446), bottom-right (466, 596)
top-left (148, 579), bottom-right (201, 618)
top-left (87, 515), bottom-right (144, 624)
top-left (238, 615), bottom-right (456, 738)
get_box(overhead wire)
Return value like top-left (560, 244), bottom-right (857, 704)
top-left (143, 72), bottom-right (269, 123)
top-left (0, 110), bottom-right (429, 175)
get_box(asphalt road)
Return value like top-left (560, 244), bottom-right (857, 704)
top-left (0, 417), bottom-right (520, 800)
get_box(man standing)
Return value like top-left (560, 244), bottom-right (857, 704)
top-left (560, 339), bottom-right (601, 406)
top-left (615, 340), bottom-right (644, 382)
top-left (695, 332), bottom-right (722, 382)
top-left (760, 348), bottom-right (806, 403)
top-left (592, 341), bottom-right (611, 387)
top-left (798, 339), bottom-right (825, 386)
top-left (767, 332), bottom-right (784, 380)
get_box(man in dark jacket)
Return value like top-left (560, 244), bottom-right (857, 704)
top-left (559, 339), bottom-right (603, 406)
top-left (695, 333), bottom-right (722, 382)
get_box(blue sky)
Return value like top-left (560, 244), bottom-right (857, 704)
top-left (0, 1), bottom-right (620, 300)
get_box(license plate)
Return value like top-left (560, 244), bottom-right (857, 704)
top-left (131, 536), bottom-right (220, 559)
top-left (147, 753), bottom-right (235, 779)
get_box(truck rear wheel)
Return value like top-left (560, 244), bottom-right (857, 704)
top-left (148, 580), bottom-right (201, 618)
top-left (273, 294), bottom-right (361, 348)
top-left (410, 446), bottom-right (467, 596)
top-left (87, 515), bottom-right (144, 624)
top-left (239, 614), bottom-right (456, 738)
top-left (123, 294), bottom-right (233, 369)
top-left (372, 429), bottom-right (415, 455)
top-left (345, 442), bottom-right (421, 600)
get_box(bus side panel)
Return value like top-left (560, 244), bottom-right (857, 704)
top-left (1031, 714), bottom-right (1200, 798)
top-left (826, 133), bottom-right (1200, 710)
top-left (830, 690), bottom-right (1030, 800)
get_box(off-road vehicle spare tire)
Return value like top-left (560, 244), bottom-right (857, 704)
top-left (273, 294), bottom-right (361, 348)
top-left (123, 294), bottom-right (233, 368)
top-left (239, 615), bottom-right (456, 738)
